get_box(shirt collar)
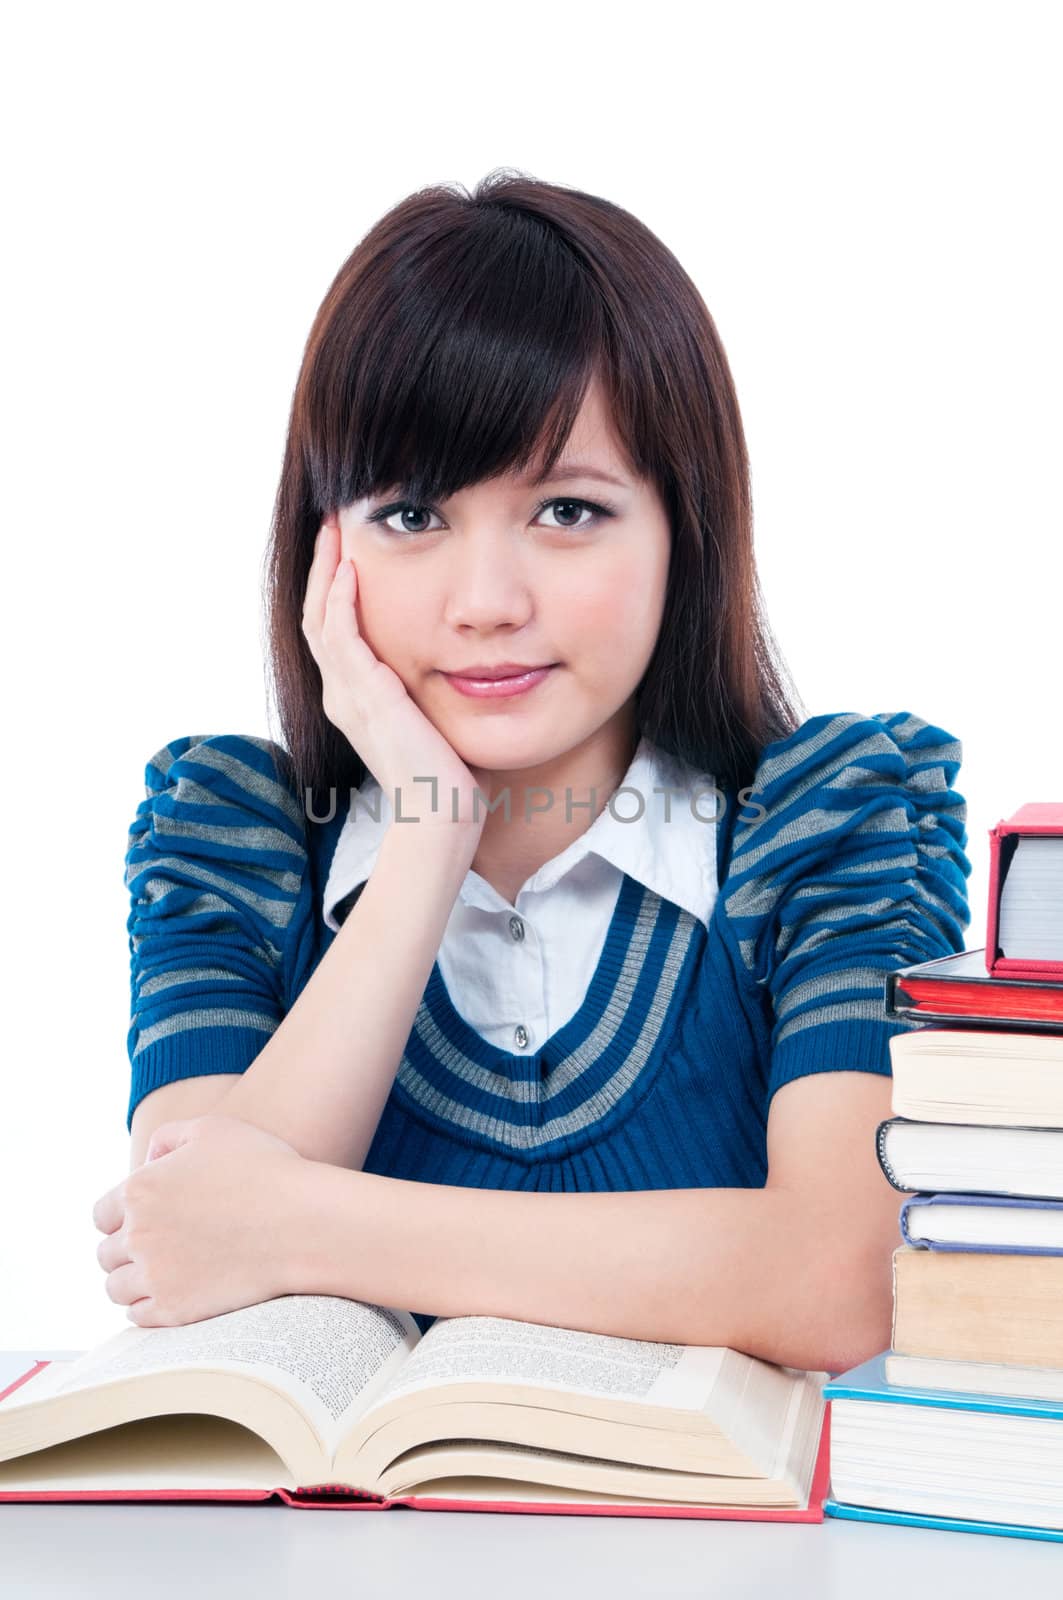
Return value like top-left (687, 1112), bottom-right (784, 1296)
top-left (321, 734), bottom-right (717, 931)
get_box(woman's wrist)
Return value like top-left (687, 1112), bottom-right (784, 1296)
top-left (383, 809), bottom-right (484, 850)
top-left (377, 812), bottom-right (483, 884)
top-left (285, 1156), bottom-right (360, 1298)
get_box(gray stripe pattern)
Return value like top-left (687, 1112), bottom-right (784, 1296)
top-left (147, 735), bottom-right (304, 833)
top-left (721, 710), bottom-right (968, 1034)
top-left (127, 733), bottom-right (308, 1065)
top-left (133, 1007), bottom-right (279, 1058)
top-left (394, 887), bottom-right (700, 1151)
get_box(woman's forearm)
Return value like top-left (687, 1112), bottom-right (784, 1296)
top-left (216, 821), bottom-right (479, 1169)
top-left (292, 1162), bottom-right (891, 1373)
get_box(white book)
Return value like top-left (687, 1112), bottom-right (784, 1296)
top-left (889, 1027), bottom-right (1063, 1127)
top-left (999, 836), bottom-right (1063, 959)
top-left (878, 1118), bottom-right (1063, 1200)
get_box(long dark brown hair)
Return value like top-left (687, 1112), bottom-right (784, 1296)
top-left (263, 167), bottom-right (805, 816)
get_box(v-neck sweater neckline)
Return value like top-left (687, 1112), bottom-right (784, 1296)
top-left (396, 869), bottom-right (709, 1157)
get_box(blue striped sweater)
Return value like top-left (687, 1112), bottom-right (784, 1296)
top-left (123, 711), bottom-right (971, 1328)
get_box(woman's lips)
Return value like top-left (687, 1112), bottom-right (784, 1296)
top-left (442, 665), bottom-right (558, 699)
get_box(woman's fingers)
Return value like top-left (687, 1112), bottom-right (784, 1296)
top-left (308, 522), bottom-right (372, 673)
top-left (96, 1230), bottom-right (132, 1272)
top-left (322, 551), bottom-right (386, 690)
top-left (103, 1260), bottom-right (143, 1307)
top-left (301, 516), bottom-right (341, 650)
top-left (322, 551), bottom-right (360, 642)
top-left (91, 1182), bottom-right (125, 1236)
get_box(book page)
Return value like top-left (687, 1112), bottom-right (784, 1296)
top-left (1000, 837), bottom-right (1063, 958)
top-left (364, 1314), bottom-right (729, 1413)
top-left (27, 1297), bottom-right (420, 1458)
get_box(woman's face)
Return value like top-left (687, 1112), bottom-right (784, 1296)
top-left (337, 378), bottom-right (672, 778)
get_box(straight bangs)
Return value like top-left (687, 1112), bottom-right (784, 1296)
top-left (303, 210), bottom-right (618, 514)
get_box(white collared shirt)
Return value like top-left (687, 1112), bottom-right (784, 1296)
top-left (321, 735), bottom-right (719, 1054)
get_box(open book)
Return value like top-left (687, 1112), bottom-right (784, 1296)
top-left (0, 1294), bottom-right (831, 1519)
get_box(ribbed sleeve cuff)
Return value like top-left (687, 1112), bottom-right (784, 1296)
top-left (126, 1024), bottom-right (270, 1131)
top-left (768, 1015), bottom-right (917, 1103)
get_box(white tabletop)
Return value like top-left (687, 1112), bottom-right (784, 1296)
top-left (2, 1351), bottom-right (1060, 1597)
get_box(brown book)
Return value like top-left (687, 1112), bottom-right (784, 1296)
top-left (892, 1245), bottom-right (1063, 1367)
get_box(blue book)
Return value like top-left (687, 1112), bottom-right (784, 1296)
top-left (900, 1192), bottom-right (1063, 1254)
top-left (823, 1351), bottom-right (1063, 1542)
top-left (822, 1499), bottom-right (1063, 1543)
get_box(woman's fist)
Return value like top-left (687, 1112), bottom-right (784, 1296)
top-left (91, 1115), bottom-right (315, 1327)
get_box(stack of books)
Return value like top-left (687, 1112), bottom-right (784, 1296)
top-left (823, 801), bottom-right (1063, 1542)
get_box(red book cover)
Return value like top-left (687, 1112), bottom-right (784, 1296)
top-left (987, 803), bottom-right (1063, 979)
top-left (885, 948), bottom-right (1063, 1030)
top-left (0, 1358), bottom-right (831, 1521)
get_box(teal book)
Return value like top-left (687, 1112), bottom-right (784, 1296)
top-left (824, 1351), bottom-right (1063, 1542)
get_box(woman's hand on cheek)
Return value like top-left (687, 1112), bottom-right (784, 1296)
top-left (91, 1115), bottom-right (315, 1329)
top-left (302, 515), bottom-right (486, 834)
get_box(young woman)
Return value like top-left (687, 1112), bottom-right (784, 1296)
top-left (92, 171), bottom-right (971, 1370)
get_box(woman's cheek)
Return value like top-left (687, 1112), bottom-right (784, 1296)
top-left (347, 564), bottom-right (417, 666)
top-left (583, 564), bottom-right (662, 648)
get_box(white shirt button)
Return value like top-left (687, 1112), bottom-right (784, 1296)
top-left (508, 915), bottom-right (525, 942)
top-left (514, 1024), bottom-right (530, 1049)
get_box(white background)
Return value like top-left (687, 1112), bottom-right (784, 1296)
top-left (0, 1), bottom-right (1057, 1348)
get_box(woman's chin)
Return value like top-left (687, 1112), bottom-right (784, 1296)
top-left (452, 730), bottom-right (574, 781)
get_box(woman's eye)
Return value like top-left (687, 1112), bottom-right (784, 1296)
top-left (367, 496), bottom-right (613, 539)
top-left (536, 497), bottom-right (599, 531)
top-left (372, 504), bottom-right (443, 537)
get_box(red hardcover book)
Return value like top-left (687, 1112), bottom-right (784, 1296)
top-left (885, 948), bottom-right (1063, 1032)
top-left (987, 803), bottom-right (1063, 979)
top-left (0, 1315), bottom-right (832, 1521)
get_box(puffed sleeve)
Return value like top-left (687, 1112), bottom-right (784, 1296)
top-left (723, 710), bottom-right (972, 1104)
top-left (124, 733), bottom-right (309, 1132)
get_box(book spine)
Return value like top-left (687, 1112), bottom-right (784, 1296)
top-left (289, 1483), bottom-right (384, 1503)
top-left (898, 1198), bottom-right (924, 1247)
top-left (875, 1118), bottom-right (907, 1192)
top-left (884, 969), bottom-right (906, 1018)
top-left (986, 819), bottom-right (1005, 974)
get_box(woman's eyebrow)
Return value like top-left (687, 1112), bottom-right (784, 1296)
top-left (371, 463), bottom-right (631, 500)
top-left (526, 462), bottom-right (630, 489)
